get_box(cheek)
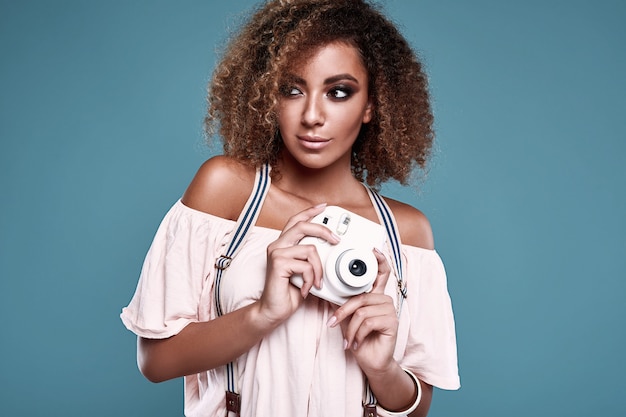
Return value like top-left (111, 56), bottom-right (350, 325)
top-left (277, 103), bottom-right (298, 126)
top-left (276, 108), bottom-right (291, 133)
top-left (340, 107), bottom-right (369, 132)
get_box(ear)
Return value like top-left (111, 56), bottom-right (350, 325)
top-left (362, 97), bottom-right (374, 124)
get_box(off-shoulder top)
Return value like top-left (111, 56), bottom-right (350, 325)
top-left (121, 199), bottom-right (460, 417)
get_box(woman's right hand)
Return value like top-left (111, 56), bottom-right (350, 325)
top-left (258, 204), bottom-right (340, 325)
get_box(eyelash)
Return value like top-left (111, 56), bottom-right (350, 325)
top-left (280, 85), bottom-right (353, 100)
top-left (282, 86), bottom-right (301, 97)
top-left (328, 86), bottom-right (353, 100)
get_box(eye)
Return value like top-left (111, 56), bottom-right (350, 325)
top-left (281, 85), bottom-right (303, 97)
top-left (328, 86), bottom-right (352, 100)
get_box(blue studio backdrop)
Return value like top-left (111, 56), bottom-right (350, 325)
top-left (1, 1), bottom-right (625, 416)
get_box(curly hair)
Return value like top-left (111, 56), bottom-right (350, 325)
top-left (206, 0), bottom-right (434, 187)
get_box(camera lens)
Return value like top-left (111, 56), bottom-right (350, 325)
top-left (348, 259), bottom-right (367, 277)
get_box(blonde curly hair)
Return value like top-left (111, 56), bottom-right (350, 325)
top-left (206, 0), bottom-right (434, 187)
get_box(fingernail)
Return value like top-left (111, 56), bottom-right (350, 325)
top-left (343, 339), bottom-right (349, 350)
top-left (352, 341), bottom-right (358, 350)
top-left (314, 203), bottom-right (327, 208)
top-left (331, 233), bottom-right (341, 242)
top-left (327, 316), bottom-right (337, 327)
top-left (374, 247), bottom-right (383, 255)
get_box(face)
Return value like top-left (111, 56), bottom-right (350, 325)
top-left (277, 42), bottom-right (373, 171)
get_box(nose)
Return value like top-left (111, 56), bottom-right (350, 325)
top-left (301, 95), bottom-right (325, 126)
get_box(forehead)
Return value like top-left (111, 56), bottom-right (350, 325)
top-left (289, 42), bottom-right (368, 80)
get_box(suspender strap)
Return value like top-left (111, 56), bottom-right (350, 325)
top-left (363, 403), bottom-right (378, 417)
top-left (215, 163), bottom-right (271, 315)
top-left (365, 186), bottom-right (406, 312)
top-left (363, 186), bottom-right (407, 413)
top-left (214, 163), bottom-right (270, 416)
top-left (363, 384), bottom-right (378, 417)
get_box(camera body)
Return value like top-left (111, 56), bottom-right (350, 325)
top-left (290, 206), bottom-right (386, 305)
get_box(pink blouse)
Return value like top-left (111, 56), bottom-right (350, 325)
top-left (121, 199), bottom-right (460, 417)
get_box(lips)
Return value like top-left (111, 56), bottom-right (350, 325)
top-left (297, 135), bottom-right (331, 150)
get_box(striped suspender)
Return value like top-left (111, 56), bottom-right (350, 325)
top-left (214, 163), bottom-right (270, 417)
top-left (366, 187), bottom-right (407, 313)
top-left (213, 167), bottom-right (406, 417)
top-left (363, 186), bottom-right (407, 416)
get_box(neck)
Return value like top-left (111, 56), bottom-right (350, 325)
top-left (273, 153), bottom-right (361, 206)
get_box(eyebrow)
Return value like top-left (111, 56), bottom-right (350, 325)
top-left (286, 73), bottom-right (360, 85)
top-left (324, 74), bottom-right (359, 84)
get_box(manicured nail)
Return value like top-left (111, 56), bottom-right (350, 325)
top-left (343, 339), bottom-right (349, 350)
top-left (352, 341), bottom-right (358, 350)
top-left (327, 316), bottom-right (337, 327)
top-left (314, 203), bottom-right (327, 208)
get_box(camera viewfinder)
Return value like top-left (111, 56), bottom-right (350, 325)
top-left (337, 214), bottom-right (350, 235)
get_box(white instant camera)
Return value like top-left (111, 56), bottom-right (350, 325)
top-left (290, 206), bottom-right (386, 305)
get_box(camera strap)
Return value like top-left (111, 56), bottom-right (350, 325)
top-left (214, 164), bottom-right (407, 417)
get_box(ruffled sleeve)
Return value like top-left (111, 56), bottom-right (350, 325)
top-left (120, 200), bottom-right (232, 339)
top-left (399, 247), bottom-right (460, 390)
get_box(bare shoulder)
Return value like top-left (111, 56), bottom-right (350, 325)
top-left (181, 155), bottom-right (256, 221)
top-left (383, 196), bottom-right (435, 250)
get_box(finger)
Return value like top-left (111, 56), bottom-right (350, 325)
top-left (290, 259), bottom-right (318, 298)
top-left (370, 248), bottom-right (392, 294)
top-left (342, 303), bottom-right (398, 349)
top-left (269, 244), bottom-right (324, 285)
top-left (265, 255), bottom-right (317, 302)
top-left (328, 292), bottom-right (391, 328)
top-left (350, 314), bottom-right (398, 351)
top-left (278, 221), bottom-right (341, 248)
top-left (293, 245), bottom-right (324, 295)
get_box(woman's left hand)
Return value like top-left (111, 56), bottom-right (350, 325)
top-left (328, 249), bottom-right (398, 374)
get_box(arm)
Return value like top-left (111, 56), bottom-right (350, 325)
top-left (138, 204), bottom-right (339, 382)
top-left (137, 156), bottom-right (265, 382)
top-left (330, 251), bottom-right (432, 416)
top-left (331, 199), bottom-right (436, 415)
top-left (137, 158), bottom-right (340, 382)
top-left (365, 363), bottom-right (433, 417)
top-left (138, 302), bottom-right (275, 383)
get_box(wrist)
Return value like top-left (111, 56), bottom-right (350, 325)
top-left (358, 349), bottom-right (398, 378)
top-left (366, 364), bottom-right (422, 415)
top-left (249, 301), bottom-right (283, 334)
top-left (377, 368), bottom-right (422, 416)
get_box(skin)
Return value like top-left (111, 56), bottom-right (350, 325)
top-left (277, 42), bottom-right (372, 173)
top-left (138, 42), bottom-right (435, 416)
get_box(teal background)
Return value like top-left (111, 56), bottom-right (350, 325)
top-left (1, 0), bottom-right (624, 416)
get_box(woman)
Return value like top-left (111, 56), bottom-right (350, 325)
top-left (121, 1), bottom-right (460, 416)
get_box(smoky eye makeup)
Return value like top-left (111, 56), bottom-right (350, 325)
top-left (327, 84), bottom-right (354, 100)
top-left (278, 73), bottom-right (361, 99)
